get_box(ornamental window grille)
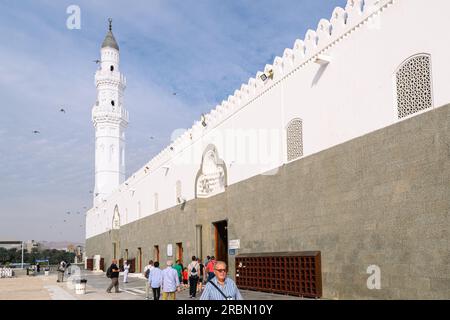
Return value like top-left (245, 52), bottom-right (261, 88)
top-left (396, 54), bottom-right (433, 119)
top-left (287, 118), bottom-right (303, 162)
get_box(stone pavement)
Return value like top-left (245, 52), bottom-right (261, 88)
top-left (0, 270), bottom-right (306, 300)
top-left (0, 276), bottom-right (51, 300)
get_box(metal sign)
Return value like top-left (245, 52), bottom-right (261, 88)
top-left (228, 239), bottom-right (240, 249)
top-left (228, 249), bottom-right (236, 256)
top-left (167, 244), bottom-right (173, 257)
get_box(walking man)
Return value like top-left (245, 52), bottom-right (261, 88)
top-left (161, 260), bottom-right (180, 300)
top-left (56, 260), bottom-right (66, 283)
top-left (106, 259), bottom-right (120, 293)
top-left (200, 261), bottom-right (243, 300)
top-left (148, 261), bottom-right (162, 300)
top-left (188, 256), bottom-right (200, 298)
top-left (173, 259), bottom-right (183, 284)
top-left (143, 260), bottom-right (154, 300)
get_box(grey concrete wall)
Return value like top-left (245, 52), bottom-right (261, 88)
top-left (87, 104), bottom-right (450, 299)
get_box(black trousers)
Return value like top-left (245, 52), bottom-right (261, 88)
top-left (152, 287), bottom-right (160, 300)
top-left (189, 276), bottom-right (199, 297)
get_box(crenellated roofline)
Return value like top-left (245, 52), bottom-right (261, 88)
top-left (122, 0), bottom-right (395, 187)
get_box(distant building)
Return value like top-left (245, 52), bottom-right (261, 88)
top-left (25, 240), bottom-right (40, 253)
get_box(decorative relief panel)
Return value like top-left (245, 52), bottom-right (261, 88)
top-left (195, 145), bottom-right (227, 199)
top-left (396, 55), bottom-right (433, 119)
top-left (287, 118), bottom-right (303, 162)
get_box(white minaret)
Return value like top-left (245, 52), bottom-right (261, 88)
top-left (92, 19), bottom-right (128, 205)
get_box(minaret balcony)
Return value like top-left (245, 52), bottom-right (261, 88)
top-left (92, 108), bottom-right (129, 125)
top-left (95, 71), bottom-right (126, 88)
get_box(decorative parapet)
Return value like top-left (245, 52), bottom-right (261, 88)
top-left (120, 0), bottom-right (395, 187)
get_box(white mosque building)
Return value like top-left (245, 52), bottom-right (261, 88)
top-left (86, 0), bottom-right (450, 299)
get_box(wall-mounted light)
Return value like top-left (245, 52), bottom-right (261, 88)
top-left (260, 69), bottom-right (274, 82)
top-left (314, 54), bottom-right (332, 65)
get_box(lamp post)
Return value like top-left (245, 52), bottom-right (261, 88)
top-left (21, 241), bottom-right (24, 269)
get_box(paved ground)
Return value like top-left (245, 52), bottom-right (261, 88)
top-left (0, 276), bottom-right (51, 300)
top-left (1, 270), bottom-right (306, 300)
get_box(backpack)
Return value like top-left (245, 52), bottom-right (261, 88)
top-left (144, 268), bottom-right (150, 279)
top-left (190, 263), bottom-right (198, 276)
top-left (106, 266), bottom-right (112, 278)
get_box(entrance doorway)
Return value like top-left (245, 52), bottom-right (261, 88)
top-left (154, 245), bottom-right (160, 262)
top-left (213, 220), bottom-right (228, 266)
top-left (137, 247), bottom-right (142, 273)
top-left (176, 243), bottom-right (183, 265)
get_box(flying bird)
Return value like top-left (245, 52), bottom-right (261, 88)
top-left (150, 136), bottom-right (155, 140)
top-left (93, 59), bottom-right (101, 64)
top-left (33, 130), bottom-right (40, 134)
top-left (173, 92), bottom-right (177, 96)
top-left (60, 108), bottom-right (66, 113)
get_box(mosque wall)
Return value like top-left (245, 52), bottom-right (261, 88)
top-left (87, 103), bottom-right (450, 299)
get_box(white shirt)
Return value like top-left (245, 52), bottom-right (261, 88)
top-left (161, 267), bottom-right (180, 292)
top-left (188, 261), bottom-right (200, 277)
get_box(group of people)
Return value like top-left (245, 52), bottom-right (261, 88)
top-left (106, 255), bottom-right (242, 300)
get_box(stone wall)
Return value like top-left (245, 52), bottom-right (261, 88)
top-left (87, 104), bottom-right (450, 299)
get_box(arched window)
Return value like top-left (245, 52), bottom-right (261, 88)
top-left (396, 54), bottom-right (433, 119)
top-left (110, 65), bottom-right (114, 72)
top-left (286, 118), bottom-right (303, 162)
top-left (112, 205), bottom-right (120, 230)
top-left (176, 180), bottom-right (182, 203)
top-left (109, 145), bottom-right (114, 162)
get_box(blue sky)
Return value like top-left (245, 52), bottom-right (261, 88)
top-left (0, 0), bottom-right (346, 243)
